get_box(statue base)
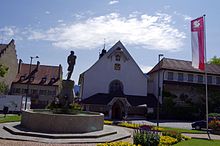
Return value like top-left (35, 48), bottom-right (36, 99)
top-left (59, 80), bottom-right (75, 107)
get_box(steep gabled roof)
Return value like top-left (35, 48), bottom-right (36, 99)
top-left (13, 63), bottom-right (62, 86)
top-left (148, 58), bottom-right (220, 75)
top-left (78, 40), bottom-right (146, 84)
top-left (0, 39), bottom-right (15, 58)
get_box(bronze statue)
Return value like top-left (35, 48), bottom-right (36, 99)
top-left (67, 51), bottom-right (76, 80)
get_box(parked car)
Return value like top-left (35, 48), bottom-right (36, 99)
top-left (191, 117), bottom-right (220, 130)
top-left (191, 120), bottom-right (206, 130)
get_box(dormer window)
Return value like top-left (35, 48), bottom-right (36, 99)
top-left (30, 76), bottom-right (34, 82)
top-left (20, 76), bottom-right (25, 81)
top-left (115, 54), bottom-right (121, 61)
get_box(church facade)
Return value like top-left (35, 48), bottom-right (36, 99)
top-left (79, 41), bottom-right (157, 119)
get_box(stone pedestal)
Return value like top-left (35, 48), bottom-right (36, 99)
top-left (59, 80), bottom-right (75, 106)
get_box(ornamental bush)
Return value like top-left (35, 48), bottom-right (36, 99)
top-left (159, 135), bottom-right (178, 145)
top-left (162, 130), bottom-right (182, 142)
top-left (97, 141), bottom-right (135, 146)
top-left (133, 129), bottom-right (160, 146)
top-left (118, 122), bottom-right (141, 129)
top-left (104, 120), bottom-right (113, 125)
top-left (209, 119), bottom-right (220, 130)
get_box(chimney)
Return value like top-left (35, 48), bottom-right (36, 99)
top-left (58, 64), bottom-right (62, 79)
top-left (17, 59), bottom-right (22, 74)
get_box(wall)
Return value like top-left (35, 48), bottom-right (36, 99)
top-left (81, 50), bottom-right (147, 99)
top-left (0, 40), bottom-right (18, 89)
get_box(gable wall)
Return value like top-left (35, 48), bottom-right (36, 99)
top-left (81, 50), bottom-right (147, 99)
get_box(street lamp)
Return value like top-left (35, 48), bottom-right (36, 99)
top-left (157, 54), bottom-right (164, 127)
top-left (25, 56), bottom-right (39, 110)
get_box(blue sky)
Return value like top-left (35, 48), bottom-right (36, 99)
top-left (1, 0), bottom-right (220, 83)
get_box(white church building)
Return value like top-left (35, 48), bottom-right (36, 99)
top-left (79, 41), bottom-right (157, 119)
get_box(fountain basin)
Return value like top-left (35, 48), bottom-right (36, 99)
top-left (21, 110), bottom-right (104, 134)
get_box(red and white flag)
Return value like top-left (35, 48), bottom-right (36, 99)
top-left (191, 16), bottom-right (205, 71)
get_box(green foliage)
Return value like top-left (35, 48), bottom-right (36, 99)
top-left (174, 139), bottom-right (220, 146)
top-left (0, 115), bottom-right (21, 123)
top-left (0, 82), bottom-right (8, 94)
top-left (162, 130), bottom-right (182, 142)
top-left (209, 113), bottom-right (220, 117)
top-left (160, 135), bottom-right (178, 145)
top-left (97, 141), bottom-right (135, 146)
top-left (133, 129), bottom-right (160, 146)
top-left (0, 64), bottom-right (8, 77)
top-left (69, 103), bottom-right (83, 111)
top-left (209, 56), bottom-right (220, 65)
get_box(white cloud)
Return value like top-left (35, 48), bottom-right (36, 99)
top-left (109, 0), bottom-right (119, 5)
top-left (0, 26), bottom-right (20, 42)
top-left (140, 65), bottom-right (153, 73)
top-left (57, 19), bottom-right (64, 23)
top-left (27, 12), bottom-right (186, 51)
top-left (45, 11), bottom-right (51, 15)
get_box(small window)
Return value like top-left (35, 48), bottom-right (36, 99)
top-left (188, 74), bottom-right (193, 82)
top-left (178, 73), bottom-right (184, 81)
top-left (198, 75), bottom-right (203, 83)
top-left (115, 54), bottom-right (121, 61)
top-left (15, 88), bottom-right (21, 93)
top-left (216, 77), bottom-right (220, 85)
top-left (21, 89), bottom-right (27, 94)
top-left (30, 76), bottom-right (34, 82)
top-left (31, 89), bottom-right (38, 94)
top-left (207, 76), bottom-right (212, 84)
top-left (20, 76), bottom-right (25, 81)
top-left (114, 63), bottom-right (121, 70)
top-left (39, 90), bottom-right (47, 95)
top-left (167, 72), bottom-right (173, 80)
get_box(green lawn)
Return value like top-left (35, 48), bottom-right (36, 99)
top-left (174, 139), bottom-right (220, 146)
top-left (161, 127), bottom-right (206, 134)
top-left (0, 114), bottom-right (21, 123)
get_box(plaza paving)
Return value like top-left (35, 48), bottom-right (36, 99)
top-left (0, 122), bottom-right (132, 145)
top-left (1, 120), bottom-right (220, 146)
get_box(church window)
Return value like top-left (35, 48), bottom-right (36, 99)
top-left (114, 63), bottom-right (121, 70)
top-left (115, 54), bottom-right (121, 61)
top-left (109, 80), bottom-right (124, 95)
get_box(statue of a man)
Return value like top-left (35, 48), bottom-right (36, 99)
top-left (67, 51), bottom-right (76, 80)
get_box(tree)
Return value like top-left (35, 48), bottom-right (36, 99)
top-left (209, 56), bottom-right (220, 65)
top-left (0, 64), bottom-right (8, 77)
top-left (0, 64), bottom-right (9, 94)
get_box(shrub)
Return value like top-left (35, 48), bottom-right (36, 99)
top-left (118, 122), bottom-right (141, 129)
top-left (97, 141), bottom-right (135, 146)
top-left (104, 120), bottom-right (113, 125)
top-left (159, 135), bottom-right (178, 145)
top-left (209, 119), bottom-right (220, 130)
top-left (133, 129), bottom-right (160, 146)
top-left (69, 103), bottom-right (83, 111)
top-left (162, 130), bottom-right (182, 142)
top-left (151, 126), bottom-right (165, 132)
top-left (181, 134), bottom-right (191, 141)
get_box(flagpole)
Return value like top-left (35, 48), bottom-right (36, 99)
top-left (203, 14), bottom-right (209, 137)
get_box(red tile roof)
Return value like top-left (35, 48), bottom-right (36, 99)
top-left (148, 58), bottom-right (220, 75)
top-left (13, 63), bottom-right (62, 86)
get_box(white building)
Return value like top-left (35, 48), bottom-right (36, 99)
top-left (79, 41), bottom-right (157, 119)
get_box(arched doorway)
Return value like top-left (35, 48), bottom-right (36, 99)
top-left (112, 100), bottom-right (124, 120)
top-left (109, 80), bottom-right (124, 96)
